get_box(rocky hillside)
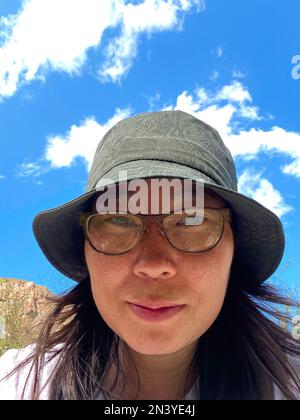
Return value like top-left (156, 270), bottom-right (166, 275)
top-left (0, 278), bottom-right (55, 355)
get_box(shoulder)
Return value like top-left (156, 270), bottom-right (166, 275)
top-left (0, 344), bottom-right (62, 400)
top-left (288, 354), bottom-right (300, 375)
top-left (0, 344), bottom-right (37, 400)
top-left (274, 354), bottom-right (300, 400)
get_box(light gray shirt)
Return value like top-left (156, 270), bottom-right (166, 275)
top-left (0, 344), bottom-right (298, 400)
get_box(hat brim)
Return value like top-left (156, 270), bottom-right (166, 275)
top-left (32, 161), bottom-right (285, 284)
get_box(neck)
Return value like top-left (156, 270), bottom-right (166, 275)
top-left (104, 340), bottom-right (199, 400)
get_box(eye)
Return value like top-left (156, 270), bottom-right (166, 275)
top-left (177, 215), bottom-right (205, 226)
top-left (109, 216), bottom-right (136, 227)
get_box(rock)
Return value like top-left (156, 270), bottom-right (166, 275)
top-left (0, 278), bottom-right (55, 353)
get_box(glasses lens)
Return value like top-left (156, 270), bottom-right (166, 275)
top-left (86, 209), bottom-right (224, 254)
top-left (164, 209), bottom-right (224, 252)
top-left (87, 214), bottom-right (142, 254)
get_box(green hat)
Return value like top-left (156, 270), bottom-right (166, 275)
top-left (32, 110), bottom-right (285, 284)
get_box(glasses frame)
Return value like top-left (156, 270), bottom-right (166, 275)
top-left (80, 207), bottom-right (232, 256)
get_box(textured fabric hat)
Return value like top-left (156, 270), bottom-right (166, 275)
top-left (32, 110), bottom-right (285, 284)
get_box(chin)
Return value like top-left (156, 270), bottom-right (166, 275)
top-left (125, 334), bottom-right (186, 356)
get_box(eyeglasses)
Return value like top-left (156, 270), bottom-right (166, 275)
top-left (80, 208), bottom-right (232, 256)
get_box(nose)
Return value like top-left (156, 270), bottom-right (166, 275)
top-left (133, 221), bottom-right (177, 280)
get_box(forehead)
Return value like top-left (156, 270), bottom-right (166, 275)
top-left (92, 177), bottom-right (227, 210)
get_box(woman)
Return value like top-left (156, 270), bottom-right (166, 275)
top-left (0, 110), bottom-right (299, 400)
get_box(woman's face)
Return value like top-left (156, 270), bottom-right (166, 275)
top-left (84, 179), bottom-right (235, 356)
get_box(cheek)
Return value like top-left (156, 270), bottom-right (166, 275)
top-left (84, 240), bottom-right (128, 281)
top-left (184, 228), bottom-right (234, 328)
top-left (186, 228), bottom-right (233, 285)
top-left (84, 242), bottom-right (131, 329)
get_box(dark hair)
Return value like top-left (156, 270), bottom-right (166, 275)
top-left (1, 264), bottom-right (299, 400)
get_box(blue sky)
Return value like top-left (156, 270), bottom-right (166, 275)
top-left (0, 0), bottom-right (299, 297)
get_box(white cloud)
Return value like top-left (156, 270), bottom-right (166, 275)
top-left (227, 127), bottom-right (300, 178)
top-left (216, 81), bottom-right (252, 103)
top-left (16, 160), bottom-right (45, 178)
top-left (45, 108), bottom-right (132, 172)
top-left (209, 70), bottom-right (219, 81)
top-left (15, 162), bottom-right (45, 185)
top-left (163, 88), bottom-right (237, 135)
top-left (214, 81), bottom-right (261, 121)
top-left (232, 69), bottom-right (245, 79)
top-left (218, 47), bottom-right (224, 58)
top-left (45, 118), bottom-right (104, 171)
top-left (142, 91), bottom-right (161, 110)
top-left (238, 169), bottom-right (294, 218)
top-left (0, 0), bottom-right (205, 98)
top-left (16, 107), bottom-right (132, 179)
top-left (212, 46), bottom-right (224, 59)
top-left (238, 104), bottom-right (261, 120)
top-left (0, 174), bottom-right (5, 180)
top-left (282, 157), bottom-right (300, 178)
top-left (194, 87), bottom-right (209, 105)
top-left (98, 0), bottom-right (205, 83)
top-left (163, 82), bottom-right (300, 180)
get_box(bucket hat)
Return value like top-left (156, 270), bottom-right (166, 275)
top-left (32, 110), bottom-right (285, 285)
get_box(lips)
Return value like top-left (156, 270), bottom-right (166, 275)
top-left (128, 302), bottom-right (185, 322)
top-left (129, 301), bottom-right (182, 310)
